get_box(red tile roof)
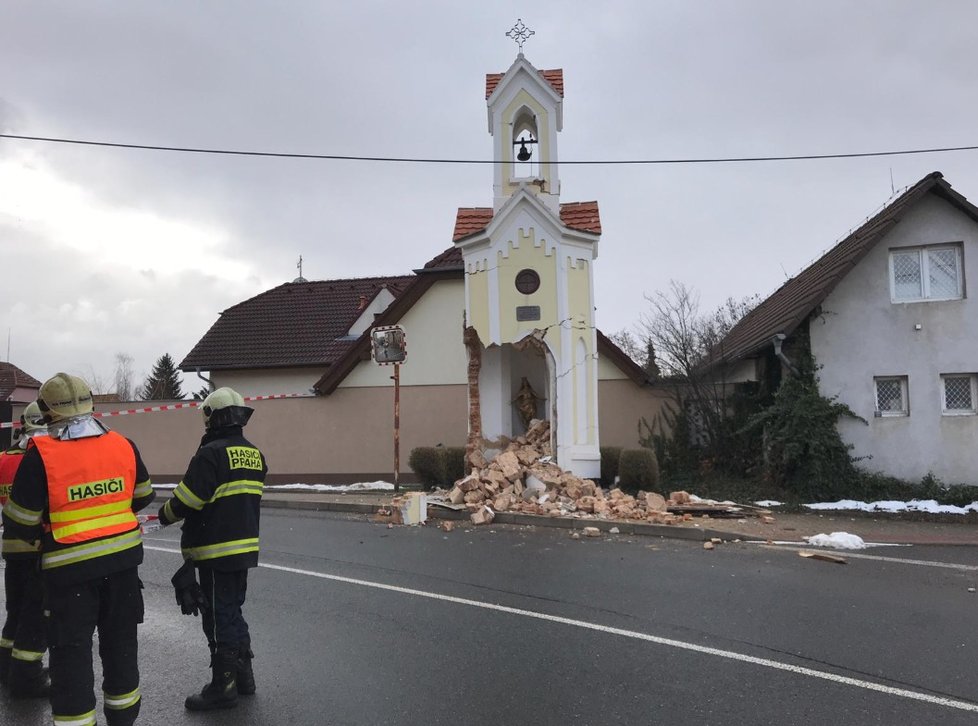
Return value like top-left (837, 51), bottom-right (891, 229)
top-left (559, 202), bottom-right (602, 235)
top-left (717, 172), bottom-right (978, 363)
top-left (453, 208), bottom-right (494, 242)
top-left (179, 276), bottom-right (415, 371)
top-left (452, 201), bottom-right (601, 242)
top-left (0, 362), bottom-right (41, 401)
top-left (485, 69), bottom-right (564, 99)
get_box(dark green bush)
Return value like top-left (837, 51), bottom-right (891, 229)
top-left (617, 449), bottom-right (660, 492)
top-left (408, 447), bottom-right (445, 490)
top-left (599, 447), bottom-right (622, 488)
top-left (742, 367), bottom-right (864, 502)
top-left (408, 446), bottom-right (469, 489)
top-left (443, 447), bottom-right (467, 484)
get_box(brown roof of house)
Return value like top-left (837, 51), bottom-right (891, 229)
top-left (420, 246), bottom-right (466, 271)
top-left (179, 275), bottom-right (416, 371)
top-left (0, 362), bottom-right (41, 401)
top-left (452, 201), bottom-right (602, 242)
top-left (717, 172), bottom-right (978, 363)
top-left (486, 68), bottom-right (564, 99)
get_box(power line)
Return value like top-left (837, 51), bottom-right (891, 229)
top-left (1, 132), bottom-right (977, 165)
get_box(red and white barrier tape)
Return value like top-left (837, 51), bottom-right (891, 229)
top-left (1, 393), bottom-right (306, 429)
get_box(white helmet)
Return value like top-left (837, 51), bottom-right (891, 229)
top-left (38, 373), bottom-right (93, 423)
top-left (201, 387), bottom-right (253, 429)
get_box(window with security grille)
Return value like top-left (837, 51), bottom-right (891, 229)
top-left (889, 245), bottom-right (963, 302)
top-left (941, 374), bottom-right (977, 415)
top-left (874, 376), bottom-right (908, 416)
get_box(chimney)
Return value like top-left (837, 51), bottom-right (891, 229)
top-left (357, 295), bottom-right (369, 311)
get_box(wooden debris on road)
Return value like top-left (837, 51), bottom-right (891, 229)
top-left (798, 550), bottom-right (848, 565)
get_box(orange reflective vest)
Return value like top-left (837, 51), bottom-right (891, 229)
top-left (32, 432), bottom-right (138, 544)
top-left (0, 448), bottom-right (23, 506)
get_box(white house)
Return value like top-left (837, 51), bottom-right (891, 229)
top-left (716, 172), bottom-right (978, 485)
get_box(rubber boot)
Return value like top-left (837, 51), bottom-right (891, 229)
top-left (105, 697), bottom-right (141, 726)
top-left (185, 647), bottom-right (239, 711)
top-left (236, 646), bottom-right (255, 696)
top-left (8, 663), bottom-right (49, 699)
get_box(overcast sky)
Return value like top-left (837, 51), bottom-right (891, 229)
top-left (2, 1), bottom-right (977, 396)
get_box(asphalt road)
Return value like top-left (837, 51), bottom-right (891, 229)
top-left (4, 509), bottom-right (978, 725)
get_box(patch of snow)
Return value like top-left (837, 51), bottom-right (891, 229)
top-left (804, 532), bottom-right (867, 550)
top-left (804, 499), bottom-right (978, 515)
top-left (755, 500), bottom-right (782, 507)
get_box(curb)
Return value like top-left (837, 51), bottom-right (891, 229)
top-left (154, 490), bottom-right (730, 543)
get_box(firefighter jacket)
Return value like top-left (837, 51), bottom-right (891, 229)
top-left (1, 431), bottom-right (155, 587)
top-left (0, 448), bottom-right (41, 561)
top-left (159, 425), bottom-right (267, 571)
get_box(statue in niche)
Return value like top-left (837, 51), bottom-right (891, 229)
top-left (513, 377), bottom-right (543, 431)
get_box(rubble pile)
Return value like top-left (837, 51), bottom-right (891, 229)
top-left (438, 419), bottom-right (696, 526)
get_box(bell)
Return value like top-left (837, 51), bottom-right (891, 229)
top-left (517, 139), bottom-right (532, 162)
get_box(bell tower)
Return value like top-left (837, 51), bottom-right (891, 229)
top-left (457, 22), bottom-right (601, 478)
top-left (486, 26), bottom-right (563, 215)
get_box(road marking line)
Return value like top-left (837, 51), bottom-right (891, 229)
top-left (144, 545), bottom-right (978, 713)
top-left (756, 545), bottom-right (978, 572)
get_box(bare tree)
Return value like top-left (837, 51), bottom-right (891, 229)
top-left (639, 281), bottom-right (757, 378)
top-left (636, 280), bottom-right (757, 462)
top-left (114, 352), bottom-right (135, 401)
top-left (82, 365), bottom-right (110, 395)
top-left (638, 280), bottom-right (703, 378)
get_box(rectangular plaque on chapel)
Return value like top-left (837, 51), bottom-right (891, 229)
top-left (516, 305), bottom-right (541, 321)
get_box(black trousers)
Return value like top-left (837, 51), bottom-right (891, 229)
top-left (45, 567), bottom-right (144, 726)
top-left (1, 557), bottom-right (46, 678)
top-left (197, 566), bottom-right (250, 651)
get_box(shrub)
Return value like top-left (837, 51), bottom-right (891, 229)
top-left (599, 447), bottom-right (622, 488)
top-left (617, 449), bottom-right (660, 492)
top-left (408, 447), bottom-right (445, 490)
top-left (443, 447), bottom-right (467, 484)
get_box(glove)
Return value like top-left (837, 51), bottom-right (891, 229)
top-left (170, 560), bottom-right (206, 617)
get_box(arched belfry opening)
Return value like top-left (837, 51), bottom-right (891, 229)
top-left (512, 106), bottom-right (539, 180)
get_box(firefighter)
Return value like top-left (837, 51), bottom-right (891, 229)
top-left (157, 386), bottom-right (267, 711)
top-left (2, 373), bottom-right (155, 726)
top-left (0, 400), bottom-right (49, 698)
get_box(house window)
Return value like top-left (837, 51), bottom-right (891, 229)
top-left (941, 374), bottom-right (977, 415)
top-left (889, 245), bottom-right (963, 302)
top-left (875, 376), bottom-right (908, 416)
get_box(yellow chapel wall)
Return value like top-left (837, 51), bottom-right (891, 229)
top-left (466, 259), bottom-right (490, 342)
top-left (495, 227), bottom-right (558, 343)
top-left (567, 257), bottom-right (595, 443)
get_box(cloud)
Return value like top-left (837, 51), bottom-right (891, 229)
top-left (2, 1), bottom-right (978, 391)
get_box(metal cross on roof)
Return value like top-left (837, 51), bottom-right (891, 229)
top-left (506, 19), bottom-right (534, 54)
